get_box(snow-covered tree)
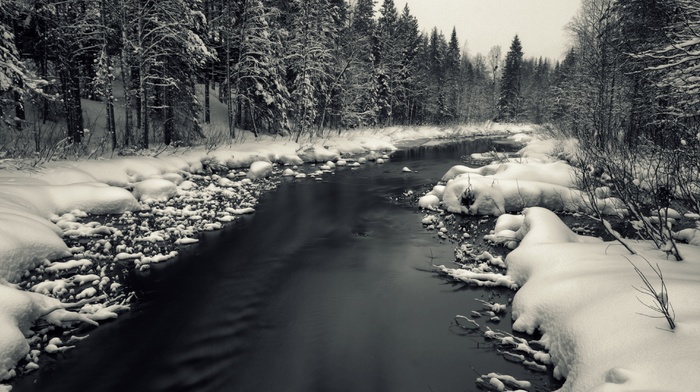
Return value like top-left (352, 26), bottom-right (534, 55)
top-left (392, 4), bottom-right (421, 124)
top-left (0, 0), bottom-right (35, 132)
top-left (121, 0), bottom-right (214, 147)
top-left (375, 0), bottom-right (400, 126)
top-left (486, 45), bottom-right (502, 118)
top-left (636, 0), bottom-right (700, 142)
top-left (342, 0), bottom-right (378, 127)
top-left (285, 0), bottom-right (336, 139)
top-left (567, 0), bottom-right (628, 147)
top-left (614, 0), bottom-right (676, 142)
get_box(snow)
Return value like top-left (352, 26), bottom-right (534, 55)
top-left (433, 148), bottom-right (625, 216)
top-left (503, 207), bottom-right (700, 391)
top-left (424, 133), bottom-right (700, 391)
top-left (247, 161), bottom-right (273, 179)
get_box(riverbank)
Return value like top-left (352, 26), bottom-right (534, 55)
top-left (0, 123), bottom-right (535, 390)
top-left (420, 135), bottom-right (700, 391)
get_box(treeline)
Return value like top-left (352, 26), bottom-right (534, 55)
top-left (554, 0), bottom-right (699, 148)
top-left (563, 0), bottom-right (700, 260)
top-left (5, 0), bottom-right (695, 154)
top-left (1, 0), bottom-right (566, 152)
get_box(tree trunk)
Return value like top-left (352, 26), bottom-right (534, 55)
top-left (139, 67), bottom-right (148, 149)
top-left (204, 79), bottom-right (211, 124)
top-left (163, 87), bottom-right (174, 145)
top-left (60, 64), bottom-right (83, 144)
top-left (103, 53), bottom-right (117, 150)
top-left (14, 83), bottom-right (25, 131)
top-left (119, 37), bottom-right (132, 147)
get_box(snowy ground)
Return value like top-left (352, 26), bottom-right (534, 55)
top-left (420, 133), bottom-right (700, 391)
top-left (0, 124), bottom-right (535, 390)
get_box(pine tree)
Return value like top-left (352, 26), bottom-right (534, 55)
top-left (548, 48), bottom-right (581, 131)
top-left (316, 0), bottom-right (349, 131)
top-left (497, 35), bottom-right (524, 121)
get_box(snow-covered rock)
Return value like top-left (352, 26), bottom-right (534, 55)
top-left (247, 161), bottom-right (273, 179)
top-left (132, 179), bottom-right (178, 203)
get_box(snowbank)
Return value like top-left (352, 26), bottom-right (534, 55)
top-left (502, 207), bottom-right (700, 391)
top-left (440, 171), bottom-right (624, 216)
top-left (422, 135), bottom-right (624, 217)
top-left (424, 132), bottom-right (700, 391)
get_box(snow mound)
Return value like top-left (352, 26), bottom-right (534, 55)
top-left (441, 173), bottom-right (624, 216)
top-left (442, 161), bottom-right (576, 187)
top-left (247, 161), bottom-right (273, 179)
top-left (1, 183), bottom-right (140, 217)
top-left (297, 145), bottom-right (340, 163)
top-left (503, 207), bottom-right (700, 391)
top-left (132, 179), bottom-right (178, 202)
top-left (0, 212), bottom-right (70, 282)
top-left (433, 157), bottom-right (626, 217)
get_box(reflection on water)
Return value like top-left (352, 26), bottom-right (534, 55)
top-left (13, 138), bottom-right (559, 392)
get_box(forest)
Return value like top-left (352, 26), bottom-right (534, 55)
top-left (0, 0), bottom-right (698, 156)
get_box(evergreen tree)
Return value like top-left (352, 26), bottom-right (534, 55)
top-left (497, 35), bottom-right (524, 121)
top-left (0, 0), bottom-right (36, 132)
top-left (444, 27), bottom-right (462, 122)
top-left (344, 0), bottom-right (378, 127)
top-left (123, 0), bottom-right (214, 148)
top-left (393, 5), bottom-right (422, 124)
top-left (286, 0), bottom-right (335, 139)
top-left (426, 28), bottom-right (447, 123)
top-left (230, 0), bottom-right (289, 137)
top-left (376, 0), bottom-right (399, 126)
top-left (548, 48), bottom-right (581, 132)
top-left (317, 0), bottom-right (349, 131)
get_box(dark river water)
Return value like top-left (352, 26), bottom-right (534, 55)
top-left (14, 139), bottom-right (559, 392)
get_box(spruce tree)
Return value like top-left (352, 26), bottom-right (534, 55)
top-left (393, 5), bottom-right (421, 124)
top-left (345, 0), bottom-right (378, 127)
top-left (497, 35), bottom-right (524, 121)
top-left (444, 28), bottom-right (461, 122)
top-left (376, 0), bottom-right (399, 126)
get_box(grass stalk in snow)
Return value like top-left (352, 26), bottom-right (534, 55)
top-left (622, 254), bottom-right (676, 331)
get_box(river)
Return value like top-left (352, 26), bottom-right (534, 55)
top-left (13, 138), bottom-right (560, 392)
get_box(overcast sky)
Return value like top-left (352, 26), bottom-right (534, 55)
top-left (394, 0), bottom-right (581, 61)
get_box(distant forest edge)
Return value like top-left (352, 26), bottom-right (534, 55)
top-left (0, 0), bottom-right (698, 155)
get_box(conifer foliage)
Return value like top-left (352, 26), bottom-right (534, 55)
top-left (6, 0), bottom-right (695, 155)
top-left (497, 35), bottom-right (524, 122)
